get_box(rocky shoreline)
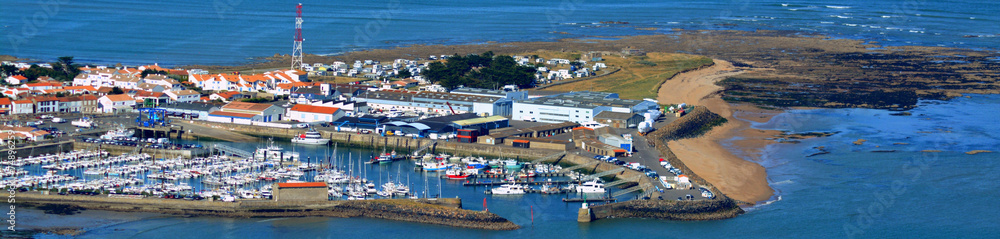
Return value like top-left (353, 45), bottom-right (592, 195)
top-left (14, 192), bottom-right (519, 231)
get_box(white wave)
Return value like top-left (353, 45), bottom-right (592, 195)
top-left (845, 23), bottom-right (858, 27)
top-left (667, 22), bottom-right (679, 24)
top-left (788, 8), bottom-right (799, 11)
top-left (743, 195), bottom-right (783, 212)
top-left (830, 15), bottom-right (852, 19)
top-left (826, 5), bottom-right (851, 9)
top-left (970, 17), bottom-right (976, 20)
top-left (781, 3), bottom-right (788, 7)
top-left (772, 179), bottom-right (794, 185)
top-left (820, 21), bottom-right (834, 24)
top-left (882, 15), bottom-right (891, 18)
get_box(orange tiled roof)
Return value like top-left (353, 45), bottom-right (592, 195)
top-left (290, 104), bottom-right (340, 114)
top-left (104, 94), bottom-right (134, 102)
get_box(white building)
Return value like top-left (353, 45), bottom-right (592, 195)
top-left (98, 94), bottom-right (136, 113)
top-left (286, 104), bottom-right (345, 123)
top-left (512, 91), bottom-right (659, 123)
top-left (165, 89), bottom-right (201, 103)
top-left (206, 101), bottom-right (285, 124)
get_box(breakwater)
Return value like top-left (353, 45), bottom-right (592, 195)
top-left (0, 140), bottom-right (74, 158)
top-left (589, 198), bottom-right (743, 220)
top-left (15, 192), bottom-right (519, 230)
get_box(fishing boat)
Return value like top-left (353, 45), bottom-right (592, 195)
top-left (576, 180), bottom-right (606, 193)
top-left (377, 153), bottom-right (393, 164)
top-left (71, 117), bottom-right (93, 128)
top-left (100, 127), bottom-right (134, 140)
top-left (503, 159), bottom-right (523, 170)
top-left (291, 128), bottom-right (330, 145)
top-left (540, 183), bottom-right (562, 194)
top-left (490, 184), bottom-right (525, 195)
top-left (422, 161), bottom-right (452, 171)
top-left (445, 168), bottom-right (471, 179)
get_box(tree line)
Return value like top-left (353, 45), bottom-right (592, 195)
top-left (422, 51), bottom-right (537, 90)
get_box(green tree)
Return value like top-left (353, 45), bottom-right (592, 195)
top-left (0, 65), bottom-right (17, 78)
top-left (110, 87), bottom-right (124, 94)
top-left (396, 69), bottom-right (412, 79)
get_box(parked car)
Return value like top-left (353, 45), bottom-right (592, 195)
top-left (51, 117), bottom-right (66, 123)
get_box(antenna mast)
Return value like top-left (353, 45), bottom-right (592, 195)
top-left (291, 3), bottom-right (304, 70)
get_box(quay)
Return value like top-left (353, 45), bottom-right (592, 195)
top-left (562, 197), bottom-right (617, 202)
top-left (437, 173), bottom-right (569, 179)
top-left (463, 180), bottom-right (581, 186)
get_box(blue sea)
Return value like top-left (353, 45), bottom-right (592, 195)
top-left (1, 0), bottom-right (998, 66)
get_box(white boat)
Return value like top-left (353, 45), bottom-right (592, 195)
top-left (100, 127), bottom-right (134, 140)
top-left (422, 161), bottom-right (452, 171)
top-left (291, 128), bottom-right (330, 145)
top-left (71, 118), bottom-right (93, 128)
top-left (576, 180), bottom-right (606, 194)
top-left (255, 139), bottom-right (299, 161)
top-left (490, 184), bottom-right (525, 195)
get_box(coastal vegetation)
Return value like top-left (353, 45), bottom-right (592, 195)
top-left (543, 52), bottom-right (712, 100)
top-left (421, 51), bottom-right (537, 90)
top-left (1, 56), bottom-right (82, 82)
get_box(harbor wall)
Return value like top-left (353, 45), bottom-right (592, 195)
top-left (0, 140), bottom-right (74, 158)
top-left (589, 198), bottom-right (743, 220)
top-left (181, 120), bottom-right (562, 160)
top-left (72, 141), bottom-right (210, 158)
top-left (15, 193), bottom-right (518, 230)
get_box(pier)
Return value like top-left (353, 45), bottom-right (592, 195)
top-left (211, 144), bottom-right (254, 158)
top-left (463, 180), bottom-right (581, 186)
top-left (439, 173), bottom-right (569, 179)
top-left (562, 197), bottom-right (617, 202)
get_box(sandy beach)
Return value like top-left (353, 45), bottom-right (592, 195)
top-left (657, 59), bottom-right (778, 204)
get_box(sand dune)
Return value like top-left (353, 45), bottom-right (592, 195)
top-left (657, 59), bottom-right (776, 204)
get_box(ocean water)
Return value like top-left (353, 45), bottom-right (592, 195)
top-left (1, 0), bottom-right (998, 66)
top-left (23, 95), bottom-right (997, 238)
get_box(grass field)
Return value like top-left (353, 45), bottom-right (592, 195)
top-left (538, 51), bottom-right (712, 100)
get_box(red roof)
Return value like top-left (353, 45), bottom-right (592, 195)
top-left (613, 149), bottom-right (627, 153)
top-left (103, 94), bottom-right (134, 102)
top-left (11, 75), bottom-right (27, 80)
top-left (0, 98), bottom-right (10, 105)
top-left (277, 182), bottom-right (327, 188)
top-left (512, 139), bottom-right (530, 143)
top-left (290, 104), bottom-right (340, 114)
top-left (573, 127), bottom-right (593, 131)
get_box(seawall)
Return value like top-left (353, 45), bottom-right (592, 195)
top-left (181, 120), bottom-right (563, 160)
top-left (590, 197), bottom-right (743, 220)
top-left (0, 141), bottom-right (74, 158)
top-left (15, 192), bottom-right (519, 230)
top-left (72, 141), bottom-right (210, 158)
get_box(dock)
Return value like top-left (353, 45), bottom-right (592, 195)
top-left (562, 197), bottom-right (617, 202)
top-left (438, 173), bottom-right (569, 179)
top-left (463, 180), bottom-right (580, 186)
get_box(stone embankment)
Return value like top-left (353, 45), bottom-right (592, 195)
top-left (15, 193), bottom-right (518, 230)
top-left (589, 198), bottom-right (743, 220)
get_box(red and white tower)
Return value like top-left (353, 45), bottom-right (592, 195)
top-left (291, 3), bottom-right (304, 71)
